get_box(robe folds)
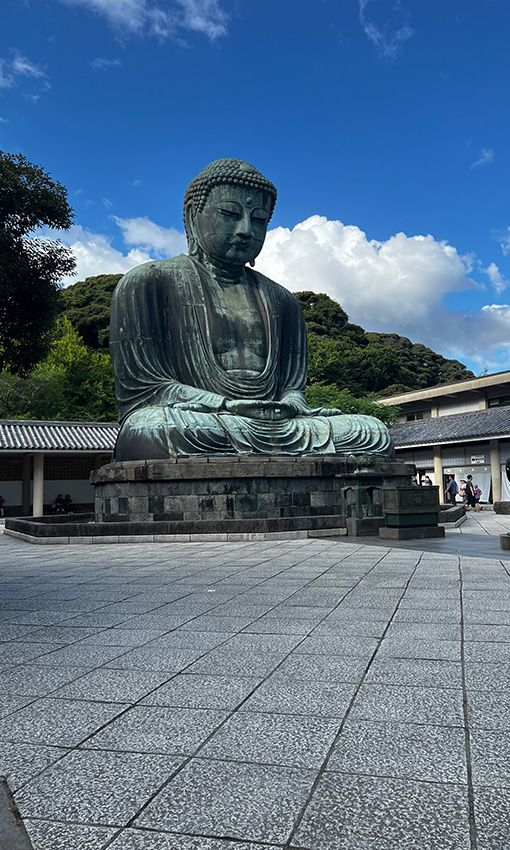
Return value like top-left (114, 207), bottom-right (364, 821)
top-left (109, 254), bottom-right (393, 460)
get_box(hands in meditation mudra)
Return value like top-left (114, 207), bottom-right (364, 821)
top-left (110, 159), bottom-right (393, 460)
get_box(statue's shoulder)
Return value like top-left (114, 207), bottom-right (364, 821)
top-left (116, 254), bottom-right (190, 293)
top-left (250, 269), bottom-right (301, 309)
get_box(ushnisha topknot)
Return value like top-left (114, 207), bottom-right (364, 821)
top-left (183, 158), bottom-right (277, 237)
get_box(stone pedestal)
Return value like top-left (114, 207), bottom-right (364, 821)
top-left (380, 525), bottom-right (445, 541)
top-left (91, 454), bottom-right (413, 537)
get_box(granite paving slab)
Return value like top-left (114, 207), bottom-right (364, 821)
top-left (467, 690), bottom-right (510, 730)
top-left (0, 643), bottom-right (65, 666)
top-left (474, 786), bottom-right (510, 850)
top-left (292, 772), bottom-right (471, 850)
top-left (108, 832), bottom-right (270, 849)
top-left (239, 675), bottom-right (356, 718)
top-left (0, 697), bottom-right (125, 746)
top-left (15, 749), bottom-right (182, 825)
top-left (328, 718), bottom-right (467, 783)
top-left (365, 657), bottom-right (463, 688)
top-left (0, 664), bottom-right (93, 696)
top-left (470, 729), bottom-right (510, 786)
top-left (376, 637), bottom-right (461, 661)
top-left (274, 653), bottom-right (369, 683)
top-left (385, 621), bottom-right (461, 640)
top-left (140, 673), bottom-right (260, 710)
top-left (84, 704), bottom-right (228, 755)
top-left (241, 615), bottom-right (317, 634)
top-left (0, 693), bottom-right (37, 719)
top-left (464, 624), bottom-right (510, 641)
top-left (296, 635), bottom-right (379, 656)
top-left (103, 645), bottom-right (205, 672)
top-left (0, 741), bottom-right (69, 791)
top-left (53, 668), bottom-right (172, 703)
top-left (30, 644), bottom-right (130, 668)
top-left (464, 661), bottom-right (510, 691)
top-left (464, 640), bottom-right (510, 662)
top-left (23, 820), bottom-right (118, 850)
top-left (136, 757), bottom-right (315, 843)
top-left (349, 683), bottom-right (465, 726)
top-left (186, 647), bottom-right (287, 677)
top-left (200, 710), bottom-right (340, 768)
top-left (76, 628), bottom-right (168, 646)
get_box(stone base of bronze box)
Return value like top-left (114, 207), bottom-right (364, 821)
top-left (494, 501), bottom-right (510, 515)
top-left (346, 516), bottom-right (386, 537)
top-left (500, 533), bottom-right (510, 550)
top-left (379, 525), bottom-right (446, 540)
top-left (91, 454), bottom-right (413, 531)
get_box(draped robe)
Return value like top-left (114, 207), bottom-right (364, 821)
top-left (109, 255), bottom-right (393, 460)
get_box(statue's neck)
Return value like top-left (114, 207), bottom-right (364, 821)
top-left (192, 251), bottom-right (248, 286)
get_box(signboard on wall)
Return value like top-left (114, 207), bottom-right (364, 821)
top-left (471, 455), bottom-right (485, 464)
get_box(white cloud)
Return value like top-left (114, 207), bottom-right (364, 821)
top-left (0, 60), bottom-right (14, 89)
top-left (256, 214), bottom-right (510, 366)
top-left (102, 198), bottom-right (113, 209)
top-left (45, 225), bottom-right (154, 282)
top-left (0, 52), bottom-right (49, 96)
top-left (470, 147), bottom-right (494, 169)
top-left (58, 0), bottom-right (227, 41)
top-left (44, 217), bottom-right (186, 282)
top-left (10, 54), bottom-right (46, 78)
top-left (91, 57), bottom-right (122, 70)
top-left (484, 262), bottom-right (508, 295)
top-left (358, 0), bottom-right (413, 59)
top-left (113, 215), bottom-right (187, 255)
top-left (498, 226), bottom-right (510, 257)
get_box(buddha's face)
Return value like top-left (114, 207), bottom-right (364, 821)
top-left (191, 184), bottom-right (272, 266)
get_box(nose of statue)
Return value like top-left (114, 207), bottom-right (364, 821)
top-left (235, 211), bottom-right (252, 237)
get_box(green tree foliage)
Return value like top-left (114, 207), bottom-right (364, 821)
top-left (367, 333), bottom-right (475, 393)
top-left (295, 292), bottom-right (475, 394)
top-left (0, 151), bottom-right (75, 374)
top-left (58, 274), bottom-right (122, 348)
top-left (305, 384), bottom-right (399, 426)
top-left (0, 319), bottom-right (117, 421)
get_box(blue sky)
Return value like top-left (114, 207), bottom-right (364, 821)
top-left (1, 0), bottom-right (510, 376)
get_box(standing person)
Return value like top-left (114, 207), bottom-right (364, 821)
top-left (465, 475), bottom-right (477, 511)
top-left (0, 495), bottom-right (4, 517)
top-left (445, 475), bottom-right (458, 505)
top-left (423, 475), bottom-right (432, 486)
top-left (63, 494), bottom-right (73, 513)
top-left (459, 480), bottom-right (467, 507)
top-left (474, 484), bottom-right (482, 510)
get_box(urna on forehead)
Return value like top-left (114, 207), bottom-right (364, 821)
top-left (183, 158), bottom-right (278, 221)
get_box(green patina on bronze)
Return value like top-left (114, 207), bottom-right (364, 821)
top-left (110, 158), bottom-right (394, 460)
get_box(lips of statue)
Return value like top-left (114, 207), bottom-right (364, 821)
top-left (193, 184), bottom-right (271, 266)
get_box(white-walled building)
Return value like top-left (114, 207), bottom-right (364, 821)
top-left (0, 420), bottom-right (116, 516)
top-left (380, 371), bottom-right (510, 502)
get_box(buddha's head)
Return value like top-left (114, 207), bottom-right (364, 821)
top-left (183, 159), bottom-right (277, 267)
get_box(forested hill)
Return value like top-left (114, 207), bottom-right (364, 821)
top-left (294, 291), bottom-right (475, 396)
top-left (58, 275), bottom-right (474, 395)
top-left (58, 273), bottom-right (122, 349)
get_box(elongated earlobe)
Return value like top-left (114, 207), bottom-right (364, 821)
top-left (185, 203), bottom-right (199, 256)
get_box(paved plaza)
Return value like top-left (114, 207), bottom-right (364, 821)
top-left (0, 513), bottom-right (509, 849)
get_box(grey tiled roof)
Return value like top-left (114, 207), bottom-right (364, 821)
top-left (390, 407), bottom-right (510, 448)
top-left (0, 420), bottom-right (119, 452)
